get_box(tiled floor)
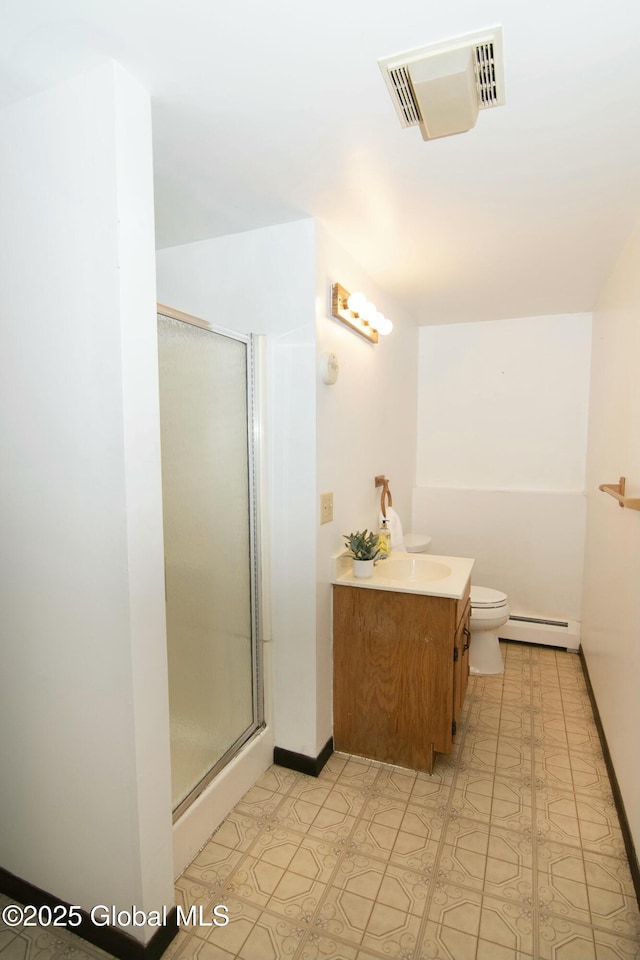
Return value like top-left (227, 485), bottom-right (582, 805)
top-left (2, 642), bottom-right (639, 959)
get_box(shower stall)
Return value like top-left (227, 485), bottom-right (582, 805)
top-left (157, 306), bottom-right (263, 818)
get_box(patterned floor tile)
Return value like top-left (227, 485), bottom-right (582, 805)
top-left (484, 857), bottom-right (533, 903)
top-left (377, 862), bottom-right (431, 916)
top-left (478, 895), bottom-right (535, 956)
top-left (212, 812), bottom-right (263, 852)
top-left (476, 936), bottom-right (533, 959)
top-left (248, 824), bottom-right (304, 869)
top-left (184, 934), bottom-right (236, 958)
top-left (287, 778), bottom-right (334, 807)
top-left (534, 715), bottom-right (570, 747)
top-left (460, 735), bottom-right (499, 772)
top-left (323, 783), bottom-right (369, 818)
top-left (175, 877), bottom-right (253, 921)
top-left (359, 794), bottom-right (408, 830)
top-left (185, 841), bottom-right (246, 888)
top-left (576, 794), bottom-right (619, 827)
top-left (536, 806), bottom-right (583, 847)
top-left (159, 929), bottom-right (193, 958)
top-left (448, 785), bottom-right (493, 824)
top-left (388, 830), bottom-right (441, 873)
top-left (578, 817), bottom-right (627, 859)
top-left (495, 739), bottom-right (534, 778)
top-left (350, 819), bottom-right (399, 861)
top-left (314, 887), bottom-right (375, 944)
top-left (332, 856), bottom-right (386, 900)
top-left (418, 920), bottom-right (483, 960)
top-left (236, 911), bottom-right (305, 959)
top-left (317, 753), bottom-right (349, 782)
top-left (286, 835), bottom-right (340, 884)
top-left (536, 917), bottom-right (597, 960)
top-left (570, 754), bottom-right (610, 791)
top-left (583, 851), bottom-right (637, 898)
top-left (410, 773), bottom-right (451, 805)
top-left (359, 901), bottom-right (422, 958)
top-left (567, 733), bottom-right (602, 758)
top-left (271, 795), bottom-right (325, 834)
top-left (267, 870), bottom-right (326, 924)
top-left (194, 901), bottom-right (259, 957)
top-left (400, 801), bottom-right (447, 840)
top-left (437, 841), bottom-right (488, 891)
top-left (225, 856), bottom-right (286, 907)
top-left (427, 882), bottom-right (483, 936)
top-left (8, 647), bottom-right (640, 960)
top-left (307, 807), bottom-right (357, 844)
top-left (254, 766), bottom-right (300, 796)
top-left (586, 888), bottom-right (640, 940)
top-left (441, 816), bottom-right (490, 855)
top-left (0, 927), bottom-right (83, 959)
top-left (298, 931), bottom-right (361, 959)
top-left (334, 758), bottom-right (380, 791)
top-left (235, 784), bottom-right (284, 819)
top-left (592, 928), bottom-right (640, 959)
top-left (538, 870), bottom-right (592, 926)
top-left (487, 822), bottom-right (533, 868)
top-left (373, 765), bottom-right (417, 802)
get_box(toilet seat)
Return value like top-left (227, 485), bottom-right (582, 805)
top-left (471, 586), bottom-right (508, 609)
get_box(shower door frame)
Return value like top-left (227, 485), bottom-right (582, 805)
top-left (157, 303), bottom-right (265, 822)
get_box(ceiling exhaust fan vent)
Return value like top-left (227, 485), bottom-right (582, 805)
top-left (387, 64), bottom-right (422, 126)
top-left (474, 41), bottom-right (499, 107)
top-left (379, 26), bottom-right (505, 138)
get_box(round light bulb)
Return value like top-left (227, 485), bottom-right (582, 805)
top-left (347, 291), bottom-right (367, 315)
top-left (360, 301), bottom-right (377, 324)
top-left (370, 311), bottom-right (385, 331)
top-left (377, 316), bottom-right (393, 336)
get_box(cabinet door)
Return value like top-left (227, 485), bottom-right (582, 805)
top-left (333, 586), bottom-right (455, 773)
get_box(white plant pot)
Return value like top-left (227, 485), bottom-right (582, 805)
top-left (352, 558), bottom-right (374, 579)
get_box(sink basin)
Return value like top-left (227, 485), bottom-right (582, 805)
top-left (331, 548), bottom-right (474, 598)
top-left (377, 555), bottom-right (451, 583)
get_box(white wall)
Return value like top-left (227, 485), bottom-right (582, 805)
top-left (582, 222), bottom-right (640, 855)
top-left (315, 224), bottom-right (418, 753)
top-left (0, 63), bottom-right (174, 941)
top-left (416, 315), bottom-right (592, 490)
top-left (413, 314), bottom-right (592, 619)
top-left (156, 220), bottom-right (317, 765)
top-left (157, 220), bottom-right (420, 772)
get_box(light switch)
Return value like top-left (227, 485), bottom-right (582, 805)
top-left (320, 492), bottom-right (333, 524)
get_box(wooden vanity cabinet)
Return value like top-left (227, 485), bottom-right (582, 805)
top-left (333, 579), bottom-right (471, 774)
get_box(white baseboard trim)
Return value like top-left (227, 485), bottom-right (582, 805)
top-left (500, 616), bottom-right (580, 651)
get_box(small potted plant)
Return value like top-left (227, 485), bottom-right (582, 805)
top-left (343, 529), bottom-right (380, 579)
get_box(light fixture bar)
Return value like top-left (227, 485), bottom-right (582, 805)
top-left (330, 282), bottom-right (379, 343)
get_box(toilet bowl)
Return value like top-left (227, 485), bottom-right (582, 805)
top-left (469, 586), bottom-right (509, 675)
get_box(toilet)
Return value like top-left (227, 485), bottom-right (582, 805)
top-left (403, 533), bottom-right (432, 554)
top-left (469, 586), bottom-right (509, 675)
top-left (398, 521), bottom-right (508, 675)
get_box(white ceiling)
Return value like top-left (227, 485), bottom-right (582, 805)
top-left (2, 1), bottom-right (640, 324)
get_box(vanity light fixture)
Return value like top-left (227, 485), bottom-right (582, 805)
top-left (330, 282), bottom-right (393, 343)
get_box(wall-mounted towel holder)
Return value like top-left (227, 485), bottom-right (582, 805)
top-left (598, 476), bottom-right (640, 511)
top-left (375, 475), bottom-right (392, 518)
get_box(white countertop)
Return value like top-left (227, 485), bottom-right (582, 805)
top-left (331, 550), bottom-right (474, 599)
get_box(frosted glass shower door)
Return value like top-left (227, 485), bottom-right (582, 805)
top-left (158, 310), bottom-right (261, 815)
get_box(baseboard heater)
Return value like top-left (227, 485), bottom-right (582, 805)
top-left (499, 614), bottom-right (580, 651)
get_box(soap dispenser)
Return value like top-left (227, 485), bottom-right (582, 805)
top-left (377, 518), bottom-right (391, 558)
